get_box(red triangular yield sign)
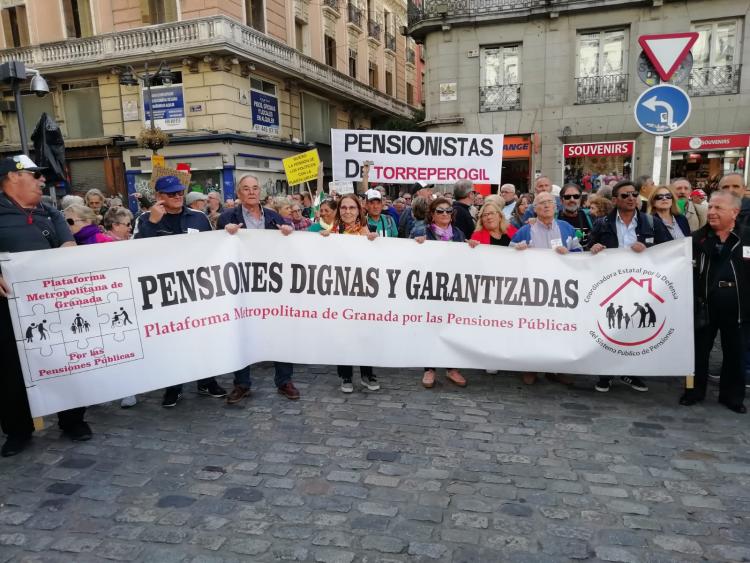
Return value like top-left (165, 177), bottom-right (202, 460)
top-left (638, 33), bottom-right (699, 81)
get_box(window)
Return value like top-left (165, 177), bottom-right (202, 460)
top-left (250, 77), bottom-right (277, 96)
top-left (690, 19), bottom-right (742, 95)
top-left (301, 93), bottom-right (332, 144)
top-left (479, 45), bottom-right (521, 111)
top-left (576, 29), bottom-right (628, 103)
top-left (295, 20), bottom-right (309, 54)
top-left (62, 82), bottom-right (103, 139)
top-left (385, 70), bottom-right (393, 95)
top-left (246, 0), bottom-right (265, 32)
top-left (369, 61), bottom-right (378, 88)
top-left (325, 35), bottom-right (336, 68)
top-left (20, 93), bottom-right (55, 142)
top-left (406, 82), bottom-right (414, 105)
top-left (62, 0), bottom-right (93, 38)
top-left (1, 6), bottom-right (29, 47)
top-left (348, 49), bottom-right (357, 78)
top-left (140, 0), bottom-right (178, 24)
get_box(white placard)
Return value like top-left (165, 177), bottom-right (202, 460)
top-left (329, 180), bottom-right (354, 194)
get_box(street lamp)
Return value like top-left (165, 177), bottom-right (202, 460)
top-left (118, 61), bottom-right (174, 131)
top-left (0, 61), bottom-right (50, 154)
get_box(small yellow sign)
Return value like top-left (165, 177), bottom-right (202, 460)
top-left (151, 155), bottom-right (165, 168)
top-left (282, 149), bottom-right (320, 186)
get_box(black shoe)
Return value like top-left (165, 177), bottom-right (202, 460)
top-left (1, 435), bottom-right (32, 458)
top-left (197, 381), bottom-right (227, 398)
top-left (679, 392), bottom-right (703, 406)
top-left (620, 376), bottom-right (648, 392)
top-left (719, 399), bottom-right (747, 414)
top-left (162, 389), bottom-right (183, 408)
top-left (61, 422), bottom-right (92, 442)
top-left (594, 377), bottom-right (611, 393)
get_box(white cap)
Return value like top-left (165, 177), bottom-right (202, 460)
top-left (365, 189), bottom-right (382, 201)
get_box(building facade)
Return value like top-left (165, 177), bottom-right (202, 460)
top-left (0, 0), bottom-right (420, 200)
top-left (408, 0), bottom-right (750, 192)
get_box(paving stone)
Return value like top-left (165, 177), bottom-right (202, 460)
top-left (350, 515), bottom-right (390, 531)
top-left (707, 544), bottom-right (750, 561)
top-left (50, 535), bottom-right (102, 553)
top-left (500, 503), bottom-right (533, 517)
top-left (595, 546), bottom-right (640, 562)
top-left (651, 535), bottom-right (703, 555)
top-left (227, 538), bottom-right (272, 555)
top-left (680, 495), bottom-right (723, 509)
top-left (45, 482), bottom-right (82, 495)
top-left (95, 540), bottom-right (143, 561)
top-left (404, 505), bottom-right (443, 523)
top-left (0, 533), bottom-right (26, 546)
top-left (313, 548), bottom-right (355, 563)
top-left (326, 471), bottom-right (360, 483)
top-left (358, 501), bottom-right (399, 517)
top-left (156, 495), bottom-right (196, 508)
top-left (540, 537), bottom-right (593, 559)
top-left (222, 487), bottom-right (263, 502)
top-left (450, 512), bottom-right (488, 528)
top-left (407, 542), bottom-right (449, 559)
top-left (360, 535), bottom-right (407, 553)
top-left (364, 474), bottom-right (400, 487)
top-left (0, 511), bottom-right (33, 525)
top-left (608, 500), bottom-right (650, 515)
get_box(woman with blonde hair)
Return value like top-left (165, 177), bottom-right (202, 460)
top-left (64, 204), bottom-right (113, 244)
top-left (647, 185), bottom-right (690, 240)
top-left (588, 194), bottom-right (613, 219)
top-left (468, 200), bottom-right (518, 247)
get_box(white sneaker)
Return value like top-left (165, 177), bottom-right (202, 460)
top-left (120, 395), bottom-right (137, 408)
top-left (340, 379), bottom-right (354, 393)
top-left (360, 375), bottom-right (380, 391)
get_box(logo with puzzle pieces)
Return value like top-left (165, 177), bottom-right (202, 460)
top-left (14, 268), bottom-right (144, 381)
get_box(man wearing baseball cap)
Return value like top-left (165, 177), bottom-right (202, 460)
top-left (364, 189), bottom-right (398, 237)
top-left (0, 155), bottom-right (94, 457)
top-left (134, 175), bottom-right (227, 407)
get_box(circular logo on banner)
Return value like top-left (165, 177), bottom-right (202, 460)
top-left (689, 137), bottom-right (702, 149)
top-left (584, 269), bottom-right (677, 357)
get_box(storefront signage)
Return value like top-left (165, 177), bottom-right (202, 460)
top-left (143, 84), bottom-right (186, 131)
top-left (670, 134), bottom-right (750, 151)
top-left (250, 90), bottom-right (280, 135)
top-left (563, 141), bottom-right (635, 158)
top-left (502, 136), bottom-right (531, 159)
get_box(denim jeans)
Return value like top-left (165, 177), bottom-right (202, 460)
top-left (234, 362), bottom-right (293, 388)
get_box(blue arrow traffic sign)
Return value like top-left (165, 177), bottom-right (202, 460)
top-left (634, 84), bottom-right (691, 135)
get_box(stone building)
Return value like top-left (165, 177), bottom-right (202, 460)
top-left (0, 0), bottom-right (420, 200)
top-left (408, 0), bottom-right (750, 192)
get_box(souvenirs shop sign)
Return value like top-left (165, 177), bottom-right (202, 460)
top-left (2, 232), bottom-right (693, 416)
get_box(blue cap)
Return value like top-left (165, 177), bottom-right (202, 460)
top-left (154, 175), bottom-right (184, 193)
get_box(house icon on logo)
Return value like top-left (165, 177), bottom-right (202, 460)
top-left (597, 277), bottom-right (666, 347)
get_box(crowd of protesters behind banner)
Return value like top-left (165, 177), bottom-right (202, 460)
top-left (0, 153), bottom-right (749, 458)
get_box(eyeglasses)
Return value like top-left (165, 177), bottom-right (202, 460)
top-left (18, 170), bottom-right (43, 180)
top-left (163, 191), bottom-right (184, 198)
top-left (115, 221), bottom-right (132, 227)
top-left (339, 205), bottom-right (358, 211)
top-left (653, 193), bottom-right (673, 201)
top-left (618, 192), bottom-right (638, 199)
top-left (66, 218), bottom-right (85, 225)
top-left (434, 208), bottom-right (453, 214)
top-left (403, 196), bottom-right (412, 200)
top-left (562, 194), bottom-right (581, 200)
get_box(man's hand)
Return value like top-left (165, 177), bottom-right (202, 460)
top-left (0, 275), bottom-right (11, 298)
top-left (320, 230), bottom-right (331, 237)
top-left (590, 243), bottom-right (606, 254)
top-left (224, 223), bottom-right (243, 235)
top-left (149, 202), bottom-right (166, 224)
top-left (467, 239), bottom-right (480, 248)
top-left (414, 236), bottom-right (426, 244)
top-left (631, 242), bottom-right (646, 253)
top-left (513, 241), bottom-right (528, 251)
top-left (366, 231), bottom-right (378, 241)
top-left (279, 224), bottom-right (293, 236)
top-left (555, 246), bottom-right (569, 255)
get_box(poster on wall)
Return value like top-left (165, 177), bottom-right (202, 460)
top-left (250, 90), bottom-right (280, 135)
top-left (143, 84), bottom-right (186, 130)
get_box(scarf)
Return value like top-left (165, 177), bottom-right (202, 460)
top-left (335, 221), bottom-right (364, 235)
top-left (431, 223), bottom-right (453, 241)
top-left (317, 218), bottom-right (333, 231)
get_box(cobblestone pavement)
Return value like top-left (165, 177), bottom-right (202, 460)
top-left (1, 362), bottom-right (749, 563)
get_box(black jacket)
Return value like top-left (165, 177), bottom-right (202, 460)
top-left (693, 224), bottom-right (750, 325)
top-left (738, 197), bottom-right (750, 233)
top-left (0, 193), bottom-right (74, 251)
top-left (452, 201), bottom-right (475, 242)
top-left (587, 209), bottom-right (670, 250)
top-left (216, 206), bottom-right (287, 231)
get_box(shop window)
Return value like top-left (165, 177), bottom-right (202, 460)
top-left (301, 92), bottom-right (332, 144)
top-left (20, 93), bottom-right (55, 143)
top-left (140, 0), bottom-right (178, 24)
top-left (1, 5), bottom-right (29, 47)
top-left (576, 29), bottom-right (628, 104)
top-left (325, 35), bottom-right (337, 68)
top-left (62, 0), bottom-right (93, 38)
top-left (406, 82), bottom-right (414, 105)
top-left (348, 49), bottom-right (357, 78)
top-left (479, 44), bottom-right (521, 112)
top-left (246, 0), bottom-right (265, 33)
top-left (690, 19), bottom-right (742, 96)
top-left (385, 70), bottom-right (393, 95)
top-left (62, 82), bottom-right (104, 139)
top-left (369, 61), bottom-right (378, 88)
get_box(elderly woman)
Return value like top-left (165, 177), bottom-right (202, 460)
top-left (271, 196), bottom-right (293, 222)
top-left (102, 207), bottom-right (134, 241)
top-left (320, 194), bottom-right (379, 393)
top-left (205, 191), bottom-right (223, 229)
top-left (411, 197), bottom-right (467, 388)
top-left (469, 200), bottom-right (517, 247)
top-left (588, 194), bottom-right (613, 219)
top-left (308, 198), bottom-right (337, 232)
top-left (61, 194), bottom-right (84, 210)
top-left (510, 193), bottom-right (533, 229)
top-left (64, 204), bottom-right (113, 244)
top-left (290, 202), bottom-right (313, 230)
top-left (84, 188), bottom-right (106, 222)
top-left (647, 185), bottom-right (690, 240)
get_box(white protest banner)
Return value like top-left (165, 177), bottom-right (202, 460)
top-left (2, 234), bottom-right (693, 417)
top-left (329, 180), bottom-right (354, 194)
top-left (332, 129), bottom-right (504, 184)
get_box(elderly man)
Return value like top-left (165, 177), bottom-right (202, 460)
top-left (588, 179), bottom-right (670, 394)
top-left (511, 191), bottom-right (581, 385)
top-left (134, 176), bottom-right (227, 407)
top-left (452, 180), bottom-right (476, 238)
top-left (680, 192), bottom-right (748, 414)
top-left (0, 156), bottom-right (91, 457)
top-left (522, 175), bottom-right (564, 221)
top-left (219, 174), bottom-right (300, 403)
top-left (499, 183), bottom-right (517, 219)
top-left (718, 173), bottom-right (750, 231)
top-left (671, 177), bottom-right (706, 232)
top-left (364, 189), bottom-right (398, 237)
top-left (185, 191), bottom-right (208, 212)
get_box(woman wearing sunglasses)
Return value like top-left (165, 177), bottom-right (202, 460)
top-left (320, 193), bottom-right (380, 393)
top-left (63, 204), bottom-right (114, 244)
top-left (647, 186), bottom-right (689, 240)
top-left (102, 207), bottom-right (134, 241)
top-left (411, 197), bottom-right (468, 388)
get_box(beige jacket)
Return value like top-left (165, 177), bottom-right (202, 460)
top-left (683, 200), bottom-right (707, 232)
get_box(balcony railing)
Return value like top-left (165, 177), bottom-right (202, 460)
top-left (323, 0), bottom-right (340, 11)
top-left (0, 15), bottom-right (413, 118)
top-left (408, 0), bottom-right (540, 27)
top-left (348, 3), bottom-right (363, 27)
top-left (368, 20), bottom-right (382, 41)
top-left (407, 47), bottom-right (415, 64)
top-left (479, 84), bottom-right (521, 112)
top-left (385, 32), bottom-right (396, 51)
top-left (575, 74), bottom-right (628, 104)
top-left (688, 65), bottom-right (741, 96)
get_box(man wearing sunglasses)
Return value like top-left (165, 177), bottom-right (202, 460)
top-left (0, 155), bottom-right (94, 457)
top-left (557, 183), bottom-right (593, 247)
top-left (134, 175), bottom-right (227, 407)
top-left (588, 180), bottom-right (670, 394)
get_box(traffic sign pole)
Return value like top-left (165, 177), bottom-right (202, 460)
top-left (652, 135), bottom-right (664, 186)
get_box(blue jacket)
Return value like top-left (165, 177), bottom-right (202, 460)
top-left (510, 220), bottom-right (582, 251)
top-left (216, 205), bottom-right (287, 231)
top-left (134, 206), bottom-right (211, 238)
top-left (521, 196), bottom-right (564, 222)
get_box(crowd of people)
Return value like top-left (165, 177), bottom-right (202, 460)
top-left (0, 152), bottom-right (749, 459)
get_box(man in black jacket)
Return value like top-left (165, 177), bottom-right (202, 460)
top-left (681, 191), bottom-right (748, 413)
top-left (588, 180), bottom-right (671, 394)
top-left (452, 180), bottom-right (476, 239)
top-left (718, 173), bottom-right (750, 232)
